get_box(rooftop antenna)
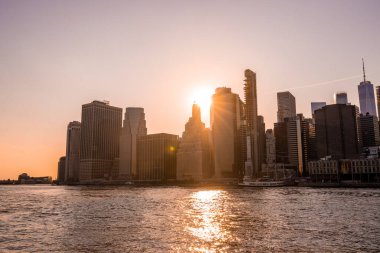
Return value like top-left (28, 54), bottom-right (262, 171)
top-left (362, 58), bottom-right (366, 82)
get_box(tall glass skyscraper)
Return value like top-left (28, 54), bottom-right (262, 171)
top-left (358, 59), bottom-right (377, 116)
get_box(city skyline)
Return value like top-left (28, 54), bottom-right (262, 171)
top-left (1, 0), bottom-right (380, 179)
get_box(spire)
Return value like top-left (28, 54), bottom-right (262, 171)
top-left (362, 58), bottom-right (366, 82)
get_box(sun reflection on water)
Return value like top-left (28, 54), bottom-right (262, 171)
top-left (186, 190), bottom-right (232, 252)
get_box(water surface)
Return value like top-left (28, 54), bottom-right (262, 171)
top-left (0, 185), bottom-right (379, 252)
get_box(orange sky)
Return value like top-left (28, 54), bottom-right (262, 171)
top-left (1, 0), bottom-right (380, 179)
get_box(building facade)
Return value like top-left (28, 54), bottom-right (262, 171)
top-left (358, 61), bottom-right (377, 116)
top-left (315, 104), bottom-right (361, 160)
top-left (65, 121), bottom-right (81, 182)
top-left (308, 159), bottom-right (380, 183)
top-left (277, 91), bottom-right (296, 122)
top-left (137, 133), bottom-right (179, 181)
top-left (57, 156), bottom-right (66, 183)
top-left (311, 102), bottom-right (326, 118)
top-left (257, 115), bottom-right (266, 171)
top-left (211, 87), bottom-right (243, 179)
top-left (265, 129), bottom-right (276, 165)
top-left (176, 104), bottom-right (213, 181)
top-left (358, 81), bottom-right (377, 116)
top-left (274, 115), bottom-right (315, 176)
top-left (119, 107), bottom-right (147, 180)
top-left (79, 101), bottom-right (122, 182)
top-left (359, 113), bottom-right (380, 148)
top-left (243, 69), bottom-right (260, 178)
top-left (334, 92), bottom-right (348, 105)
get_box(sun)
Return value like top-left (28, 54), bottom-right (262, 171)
top-left (189, 86), bottom-right (214, 124)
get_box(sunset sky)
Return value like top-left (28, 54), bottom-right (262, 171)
top-left (1, 0), bottom-right (380, 179)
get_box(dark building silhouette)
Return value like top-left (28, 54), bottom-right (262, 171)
top-left (359, 113), bottom-right (380, 148)
top-left (311, 102), bottom-right (326, 119)
top-left (65, 121), bottom-right (81, 182)
top-left (211, 87), bottom-right (244, 179)
top-left (137, 133), bottom-right (179, 181)
top-left (57, 156), bottom-right (66, 183)
top-left (315, 104), bottom-right (361, 160)
top-left (257, 115), bottom-right (266, 170)
top-left (243, 69), bottom-right (259, 177)
top-left (79, 101), bottom-right (122, 182)
top-left (274, 121), bottom-right (288, 164)
top-left (300, 116), bottom-right (316, 175)
top-left (274, 115), bottom-right (315, 176)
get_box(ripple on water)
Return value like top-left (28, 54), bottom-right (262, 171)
top-left (0, 186), bottom-right (380, 252)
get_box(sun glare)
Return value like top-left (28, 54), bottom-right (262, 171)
top-left (189, 86), bottom-right (214, 124)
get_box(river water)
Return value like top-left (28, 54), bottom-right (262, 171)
top-left (0, 185), bottom-right (379, 252)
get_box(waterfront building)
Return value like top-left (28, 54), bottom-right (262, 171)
top-left (300, 117), bottom-right (317, 175)
top-left (311, 102), bottom-right (326, 118)
top-left (137, 133), bottom-right (179, 181)
top-left (334, 92), bottom-right (348, 105)
top-left (359, 113), bottom-right (380, 148)
top-left (211, 87), bottom-right (244, 179)
top-left (243, 69), bottom-right (260, 178)
top-left (79, 101), bottom-right (122, 182)
top-left (277, 91), bottom-right (296, 122)
top-left (314, 104), bottom-right (361, 160)
top-left (18, 173), bottom-right (52, 184)
top-left (176, 104), bottom-right (213, 181)
top-left (265, 129), bottom-right (276, 165)
top-left (119, 107), bottom-right (147, 180)
top-left (274, 115), bottom-right (315, 176)
top-left (57, 156), bottom-right (66, 183)
top-left (308, 159), bottom-right (380, 183)
top-left (65, 121), bottom-right (81, 182)
top-left (358, 60), bottom-right (377, 116)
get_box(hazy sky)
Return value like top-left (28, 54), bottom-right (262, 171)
top-left (1, 0), bottom-right (379, 179)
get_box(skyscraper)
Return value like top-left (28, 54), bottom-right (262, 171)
top-left (286, 116), bottom-right (303, 175)
top-left (358, 59), bottom-right (377, 116)
top-left (315, 104), bottom-right (361, 160)
top-left (65, 121), bottom-right (81, 182)
top-left (137, 133), bottom-right (179, 181)
top-left (257, 115), bottom-right (266, 171)
top-left (311, 102), bottom-right (326, 118)
top-left (176, 104), bottom-right (213, 181)
top-left (277, 91), bottom-right (296, 122)
top-left (359, 113), bottom-right (380, 148)
top-left (57, 156), bottom-right (66, 183)
top-left (119, 107), bottom-right (147, 180)
top-left (211, 87), bottom-right (243, 179)
top-left (274, 115), bottom-right (315, 176)
top-left (334, 92), bottom-right (348, 105)
top-left (243, 69), bottom-right (259, 178)
top-left (265, 129), bottom-right (276, 165)
top-left (79, 101), bottom-right (122, 182)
